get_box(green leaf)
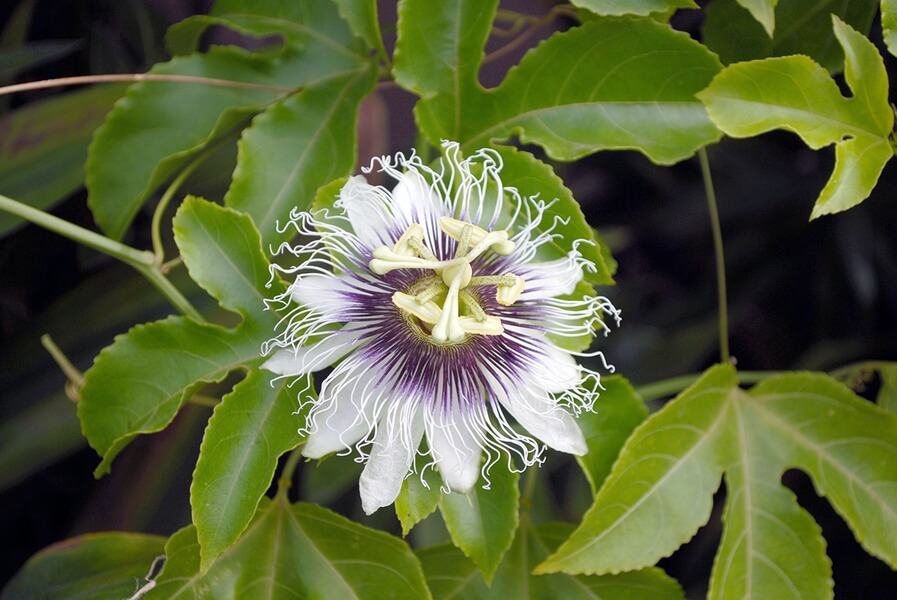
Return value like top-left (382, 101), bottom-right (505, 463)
top-left (418, 521), bottom-right (684, 599)
top-left (703, 0), bottom-right (878, 73)
top-left (191, 370), bottom-right (303, 569)
top-left (147, 498), bottom-right (431, 599)
top-left (570, 0), bottom-right (697, 16)
top-left (537, 364), bottom-right (735, 576)
top-left (439, 465), bottom-right (519, 584)
top-left (698, 16), bottom-right (893, 219)
top-left (396, 466), bottom-right (443, 536)
top-left (492, 146), bottom-right (612, 285)
top-left (79, 198), bottom-right (279, 474)
top-left (575, 375), bottom-right (649, 495)
top-left (884, 0), bottom-right (897, 58)
top-left (736, 0), bottom-right (777, 36)
top-left (2, 532), bottom-right (165, 600)
top-left (878, 363), bottom-right (897, 414)
top-left (173, 196), bottom-right (282, 316)
top-left (473, 18), bottom-right (722, 164)
top-left (0, 84), bottom-right (126, 237)
top-left (225, 64), bottom-right (377, 245)
top-left (333, 0), bottom-right (387, 59)
top-left (537, 365), bottom-right (897, 595)
top-left (86, 47), bottom-right (284, 240)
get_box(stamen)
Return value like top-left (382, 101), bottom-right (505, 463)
top-left (440, 216), bottom-right (516, 256)
top-left (392, 292), bottom-right (441, 323)
top-left (459, 290), bottom-right (487, 322)
top-left (495, 274), bottom-right (525, 306)
top-left (392, 223), bottom-right (426, 257)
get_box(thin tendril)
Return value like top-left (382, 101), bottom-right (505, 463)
top-left (0, 73), bottom-right (293, 97)
top-left (699, 147), bottom-right (730, 363)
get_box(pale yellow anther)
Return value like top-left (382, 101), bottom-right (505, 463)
top-left (370, 246), bottom-right (430, 275)
top-left (439, 217), bottom-right (515, 256)
top-left (495, 274), bottom-right (525, 306)
top-left (392, 292), bottom-right (442, 323)
top-left (459, 315), bottom-right (504, 336)
top-left (392, 223), bottom-right (426, 257)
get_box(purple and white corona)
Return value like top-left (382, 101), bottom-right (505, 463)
top-left (262, 142), bottom-right (619, 514)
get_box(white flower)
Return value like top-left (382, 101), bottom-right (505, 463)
top-left (262, 142), bottom-right (619, 515)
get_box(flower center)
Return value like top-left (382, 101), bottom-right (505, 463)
top-left (369, 217), bottom-right (526, 344)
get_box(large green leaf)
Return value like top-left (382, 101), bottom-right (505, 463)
top-left (86, 47), bottom-right (284, 240)
top-left (191, 370), bottom-right (303, 570)
top-left (439, 465), bottom-right (519, 584)
top-left (698, 17), bottom-right (893, 219)
top-left (78, 198), bottom-right (279, 474)
top-left (397, 10), bottom-right (722, 165)
top-left (418, 521), bottom-right (684, 599)
top-left (0, 84), bottom-right (125, 236)
top-left (88, 0), bottom-right (372, 241)
top-left (225, 64), bottom-right (377, 244)
top-left (703, 0), bottom-right (878, 73)
top-left (537, 365), bottom-right (897, 597)
top-left (570, 0), bottom-right (697, 16)
top-left (884, 0), bottom-right (897, 58)
top-left (2, 532), bottom-right (166, 600)
top-left (146, 498), bottom-right (431, 599)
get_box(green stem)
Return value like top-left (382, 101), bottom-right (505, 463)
top-left (698, 148), bottom-right (730, 363)
top-left (636, 370), bottom-right (784, 402)
top-left (151, 149), bottom-right (213, 265)
top-left (41, 334), bottom-right (84, 387)
top-left (276, 447), bottom-right (304, 499)
top-left (0, 193), bottom-right (202, 321)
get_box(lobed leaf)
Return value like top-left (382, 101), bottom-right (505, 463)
top-left (538, 364), bottom-right (897, 595)
top-left (703, 0), bottom-right (878, 73)
top-left (1, 533), bottom-right (166, 600)
top-left (191, 370), bottom-right (304, 570)
top-left (146, 498), bottom-right (431, 599)
top-left (333, 0), bottom-right (387, 59)
top-left (537, 364), bottom-right (736, 575)
top-left (698, 16), bottom-right (894, 218)
top-left (443, 18), bottom-right (722, 165)
top-left (439, 465), bottom-right (519, 584)
top-left (86, 47), bottom-right (284, 240)
top-left (79, 198), bottom-right (279, 474)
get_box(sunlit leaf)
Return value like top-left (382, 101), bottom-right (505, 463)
top-left (735, 0), bottom-right (776, 36)
top-left (537, 365), bottom-right (897, 596)
top-left (191, 370), bottom-right (303, 569)
top-left (333, 0), bottom-right (387, 59)
top-left (146, 498), bottom-right (431, 599)
top-left (396, 466), bottom-right (443, 536)
top-left (698, 16), bottom-right (893, 218)
top-left (2, 533), bottom-right (165, 600)
top-left (439, 465), bottom-right (519, 584)
top-left (570, 0), bottom-right (697, 16)
top-left (703, 0), bottom-right (878, 72)
top-left (884, 0), bottom-right (897, 58)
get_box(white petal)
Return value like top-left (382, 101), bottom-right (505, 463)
top-left (524, 344), bottom-right (580, 394)
top-left (427, 409), bottom-right (482, 493)
top-left (289, 274), bottom-right (350, 319)
top-left (359, 407), bottom-right (424, 515)
top-left (501, 392), bottom-right (587, 455)
top-left (391, 170), bottom-right (442, 225)
top-left (517, 256), bottom-right (583, 299)
top-left (260, 329), bottom-right (362, 376)
top-left (339, 175), bottom-right (397, 250)
top-left (302, 360), bottom-right (383, 458)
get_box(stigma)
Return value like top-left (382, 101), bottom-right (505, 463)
top-left (370, 219), bottom-right (526, 344)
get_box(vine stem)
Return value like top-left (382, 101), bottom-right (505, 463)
top-left (0, 193), bottom-right (202, 321)
top-left (0, 73), bottom-right (292, 97)
top-left (276, 447), bottom-right (305, 499)
top-left (698, 147), bottom-right (730, 363)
